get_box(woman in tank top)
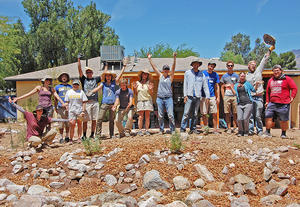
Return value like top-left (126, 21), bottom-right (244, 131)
top-left (147, 52), bottom-right (177, 134)
top-left (13, 76), bottom-right (66, 117)
top-left (132, 69), bottom-right (154, 136)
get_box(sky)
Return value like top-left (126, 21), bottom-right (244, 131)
top-left (1, 0), bottom-right (300, 58)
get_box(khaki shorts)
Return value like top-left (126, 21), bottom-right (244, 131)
top-left (86, 100), bottom-right (99, 121)
top-left (56, 107), bottom-right (69, 128)
top-left (137, 100), bottom-right (153, 112)
top-left (200, 97), bottom-right (218, 115)
top-left (224, 96), bottom-right (237, 114)
top-left (69, 110), bottom-right (88, 121)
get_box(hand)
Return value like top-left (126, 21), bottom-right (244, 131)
top-left (86, 91), bottom-right (93, 96)
top-left (132, 81), bottom-right (137, 89)
top-left (65, 105), bottom-right (69, 111)
top-left (205, 98), bottom-right (210, 106)
top-left (269, 45), bottom-right (275, 52)
top-left (265, 102), bottom-right (269, 108)
top-left (290, 97), bottom-right (294, 103)
top-left (216, 98), bottom-right (220, 105)
top-left (12, 97), bottom-right (17, 103)
top-left (147, 53), bottom-right (152, 59)
top-left (173, 52), bottom-right (177, 57)
top-left (77, 53), bottom-right (84, 59)
top-left (8, 97), bottom-right (12, 103)
top-left (184, 96), bottom-right (188, 104)
top-left (62, 103), bottom-right (68, 108)
top-left (112, 105), bottom-right (116, 112)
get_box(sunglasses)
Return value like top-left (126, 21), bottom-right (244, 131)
top-left (227, 65), bottom-right (234, 67)
top-left (86, 71), bottom-right (93, 74)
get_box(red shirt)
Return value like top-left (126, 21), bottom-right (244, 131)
top-left (24, 112), bottom-right (51, 140)
top-left (266, 75), bottom-right (297, 104)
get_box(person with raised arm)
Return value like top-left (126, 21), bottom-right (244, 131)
top-left (77, 55), bottom-right (101, 139)
top-left (148, 52), bottom-right (177, 134)
top-left (8, 97), bottom-right (68, 148)
top-left (88, 58), bottom-right (127, 139)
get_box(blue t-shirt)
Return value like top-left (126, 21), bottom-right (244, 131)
top-left (201, 71), bottom-right (220, 97)
top-left (55, 84), bottom-right (72, 107)
top-left (102, 80), bottom-right (117, 104)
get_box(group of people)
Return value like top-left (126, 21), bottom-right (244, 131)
top-left (9, 44), bottom-right (298, 147)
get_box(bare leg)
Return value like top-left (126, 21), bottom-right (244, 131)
top-left (265, 118), bottom-right (273, 130)
top-left (91, 120), bottom-right (96, 134)
top-left (225, 113), bottom-right (231, 129)
top-left (145, 111), bottom-right (151, 130)
top-left (69, 120), bottom-right (76, 140)
top-left (65, 126), bottom-right (69, 137)
top-left (212, 113), bottom-right (218, 130)
top-left (233, 113), bottom-right (237, 128)
top-left (77, 120), bottom-right (83, 138)
top-left (202, 115), bottom-right (208, 126)
top-left (280, 121), bottom-right (289, 131)
top-left (83, 121), bottom-right (88, 135)
top-left (138, 111), bottom-right (144, 130)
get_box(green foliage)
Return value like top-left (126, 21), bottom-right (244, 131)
top-left (82, 137), bottom-right (102, 156)
top-left (220, 51), bottom-right (245, 65)
top-left (293, 143), bottom-right (300, 149)
top-left (246, 38), bottom-right (268, 64)
top-left (279, 52), bottom-right (296, 69)
top-left (169, 130), bottom-right (184, 154)
top-left (135, 43), bottom-right (199, 58)
top-left (222, 33), bottom-right (251, 60)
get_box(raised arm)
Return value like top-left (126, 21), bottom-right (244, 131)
top-left (170, 52), bottom-right (177, 82)
top-left (8, 97), bottom-right (26, 113)
top-left (77, 56), bottom-right (83, 78)
top-left (115, 58), bottom-right (128, 84)
top-left (13, 85), bottom-right (40, 103)
top-left (147, 53), bottom-right (162, 78)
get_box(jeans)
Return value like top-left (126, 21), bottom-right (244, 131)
top-left (237, 103), bottom-right (252, 134)
top-left (180, 96), bottom-right (200, 131)
top-left (249, 96), bottom-right (263, 134)
top-left (156, 97), bottom-right (175, 132)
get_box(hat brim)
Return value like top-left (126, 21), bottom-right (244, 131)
top-left (101, 72), bottom-right (117, 82)
top-left (138, 71), bottom-right (152, 80)
top-left (208, 63), bottom-right (216, 66)
top-left (190, 61), bottom-right (203, 66)
top-left (58, 73), bottom-right (70, 82)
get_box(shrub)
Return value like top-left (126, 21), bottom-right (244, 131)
top-left (81, 137), bottom-right (102, 156)
top-left (169, 130), bottom-right (184, 154)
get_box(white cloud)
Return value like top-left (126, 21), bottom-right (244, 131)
top-left (257, 0), bottom-right (269, 14)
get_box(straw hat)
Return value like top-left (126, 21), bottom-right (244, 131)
top-left (190, 58), bottom-right (202, 66)
top-left (85, 67), bottom-right (94, 72)
top-left (58, 72), bottom-right (70, 82)
top-left (41, 75), bottom-right (52, 82)
top-left (137, 69), bottom-right (152, 80)
top-left (101, 71), bottom-right (117, 82)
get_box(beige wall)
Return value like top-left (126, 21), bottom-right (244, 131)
top-left (290, 76), bottom-right (300, 128)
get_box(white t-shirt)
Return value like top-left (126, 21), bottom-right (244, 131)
top-left (65, 89), bottom-right (88, 114)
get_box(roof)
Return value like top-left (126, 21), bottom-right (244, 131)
top-left (4, 56), bottom-right (249, 81)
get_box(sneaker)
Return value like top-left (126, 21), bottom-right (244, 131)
top-left (248, 131), bottom-right (255, 136)
top-left (59, 138), bottom-right (64, 144)
top-left (281, 134), bottom-right (288, 139)
top-left (237, 133), bottom-right (243, 137)
top-left (81, 136), bottom-right (87, 141)
top-left (244, 134), bottom-right (249, 137)
top-left (257, 132), bottom-right (264, 137)
top-left (118, 133), bottom-right (125, 138)
top-left (137, 131), bottom-right (144, 136)
top-left (262, 131), bottom-right (272, 138)
top-left (89, 135), bottom-right (94, 139)
top-left (180, 128), bottom-right (186, 133)
top-left (64, 137), bottom-right (70, 143)
top-left (225, 129), bottom-right (231, 134)
top-left (144, 131), bottom-right (151, 136)
top-left (189, 129), bottom-right (200, 134)
top-left (231, 128), bottom-right (237, 133)
top-left (124, 132), bottom-right (131, 137)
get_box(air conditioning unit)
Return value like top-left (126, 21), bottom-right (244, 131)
top-left (100, 46), bottom-right (125, 61)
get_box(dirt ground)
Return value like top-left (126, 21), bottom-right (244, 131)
top-left (0, 121), bottom-right (300, 206)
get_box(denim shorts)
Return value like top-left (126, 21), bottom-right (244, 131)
top-left (265, 102), bottom-right (290, 121)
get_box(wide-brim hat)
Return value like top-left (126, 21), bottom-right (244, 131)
top-left (41, 75), bottom-right (52, 82)
top-left (58, 72), bottom-right (70, 82)
top-left (138, 69), bottom-right (152, 80)
top-left (101, 71), bottom-right (117, 82)
top-left (190, 58), bottom-right (202, 66)
top-left (33, 105), bottom-right (45, 113)
top-left (85, 67), bottom-right (94, 72)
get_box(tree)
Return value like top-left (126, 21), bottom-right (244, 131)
top-left (222, 33), bottom-right (251, 60)
top-left (279, 52), bottom-right (296, 69)
top-left (135, 43), bottom-right (199, 58)
top-left (246, 38), bottom-right (268, 64)
top-left (220, 51), bottom-right (244, 65)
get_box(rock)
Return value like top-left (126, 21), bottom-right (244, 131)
top-left (233, 183), bottom-right (244, 195)
top-left (260, 195), bottom-right (282, 205)
top-left (13, 195), bottom-right (44, 207)
top-left (180, 133), bottom-right (188, 140)
top-left (194, 164), bottom-right (215, 182)
top-left (244, 181), bottom-right (257, 195)
top-left (0, 193), bottom-right (7, 201)
top-left (234, 174), bottom-right (253, 184)
top-left (60, 190), bottom-right (71, 197)
top-left (139, 154), bottom-right (150, 165)
top-left (277, 146), bottom-right (288, 152)
top-left (263, 167), bottom-right (272, 182)
top-left (165, 201), bottom-right (187, 207)
top-left (138, 196), bottom-right (157, 207)
top-left (115, 183), bottom-right (137, 194)
top-left (6, 184), bottom-right (25, 194)
top-left (125, 164), bottom-right (135, 171)
top-left (49, 182), bottom-right (64, 189)
top-left (6, 194), bottom-right (17, 201)
top-left (0, 178), bottom-right (14, 187)
top-left (40, 171), bottom-right (50, 179)
top-left (173, 176), bottom-right (190, 190)
top-left (27, 185), bottom-right (50, 195)
top-left (230, 195), bottom-right (250, 207)
top-left (222, 166), bottom-right (228, 174)
top-left (143, 170), bottom-right (170, 190)
top-left (177, 164), bottom-right (184, 171)
top-left (79, 159), bottom-right (90, 165)
top-left (229, 163), bottom-right (235, 168)
top-left (104, 174), bottom-right (117, 186)
top-left (277, 173), bottom-right (290, 179)
top-left (289, 159), bottom-right (295, 165)
top-left (264, 182), bottom-right (279, 195)
top-left (97, 156), bottom-right (107, 163)
top-left (139, 189), bottom-right (163, 202)
top-left (124, 178), bottom-right (133, 183)
top-left (12, 164), bottom-right (23, 174)
top-left (291, 177), bottom-right (297, 185)
top-left (275, 184), bottom-right (288, 196)
top-left (24, 156), bottom-right (31, 162)
top-left (204, 182), bottom-right (225, 192)
top-left (247, 139), bottom-right (253, 144)
top-left (210, 154), bottom-right (219, 160)
top-left (94, 163), bottom-right (104, 170)
top-left (286, 204), bottom-right (300, 207)
top-left (193, 199), bottom-right (216, 207)
top-left (185, 191), bottom-right (204, 205)
top-left (37, 155), bottom-right (43, 160)
top-left (194, 179), bottom-right (205, 188)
